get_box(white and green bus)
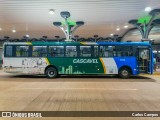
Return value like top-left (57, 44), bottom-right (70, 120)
top-left (2, 42), bottom-right (153, 78)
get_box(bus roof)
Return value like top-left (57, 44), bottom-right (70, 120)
top-left (3, 42), bottom-right (151, 46)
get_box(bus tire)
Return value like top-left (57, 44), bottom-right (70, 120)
top-left (45, 67), bottom-right (58, 78)
top-left (118, 67), bottom-right (131, 79)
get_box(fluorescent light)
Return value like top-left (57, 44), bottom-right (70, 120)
top-left (26, 34), bottom-right (29, 38)
top-left (49, 9), bottom-right (55, 15)
top-left (153, 50), bottom-right (157, 53)
top-left (12, 29), bottom-right (16, 33)
top-left (116, 28), bottom-right (120, 31)
top-left (145, 7), bottom-right (151, 12)
top-left (110, 34), bottom-right (114, 36)
top-left (124, 25), bottom-right (128, 28)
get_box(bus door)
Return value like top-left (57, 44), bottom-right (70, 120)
top-left (137, 47), bottom-right (151, 73)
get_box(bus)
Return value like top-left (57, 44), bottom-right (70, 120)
top-left (2, 42), bottom-right (153, 78)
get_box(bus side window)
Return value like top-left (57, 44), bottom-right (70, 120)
top-left (48, 46), bottom-right (64, 57)
top-left (16, 46), bottom-right (29, 57)
top-left (100, 46), bottom-right (104, 57)
top-left (5, 46), bottom-right (13, 57)
top-left (48, 46), bottom-right (55, 57)
top-left (66, 46), bottom-right (77, 57)
top-left (94, 46), bottom-right (98, 57)
top-left (80, 46), bottom-right (91, 57)
top-left (32, 46), bottom-right (47, 57)
top-left (100, 46), bottom-right (115, 57)
top-left (116, 46), bottom-right (133, 57)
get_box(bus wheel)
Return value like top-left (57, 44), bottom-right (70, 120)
top-left (118, 67), bottom-right (131, 79)
top-left (45, 67), bottom-right (58, 78)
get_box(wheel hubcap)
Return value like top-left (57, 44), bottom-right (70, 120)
top-left (51, 72), bottom-right (54, 75)
top-left (49, 70), bottom-right (55, 77)
top-left (122, 70), bottom-right (128, 76)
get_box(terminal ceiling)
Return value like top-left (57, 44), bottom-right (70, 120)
top-left (0, 0), bottom-right (160, 39)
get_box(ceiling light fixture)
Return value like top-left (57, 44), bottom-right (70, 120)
top-left (124, 25), bottom-right (128, 28)
top-left (110, 34), bottom-right (114, 36)
top-left (145, 7), bottom-right (151, 12)
top-left (0, 28), bottom-right (2, 31)
top-left (49, 9), bottom-right (55, 15)
top-left (26, 34), bottom-right (29, 38)
top-left (116, 28), bottom-right (120, 31)
top-left (153, 50), bottom-right (157, 53)
top-left (12, 29), bottom-right (16, 33)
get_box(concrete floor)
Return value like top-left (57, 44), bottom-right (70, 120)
top-left (0, 71), bottom-right (160, 120)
